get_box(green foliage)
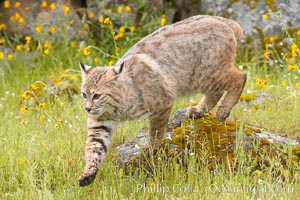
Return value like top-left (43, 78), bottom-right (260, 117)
top-left (0, 1), bottom-right (300, 199)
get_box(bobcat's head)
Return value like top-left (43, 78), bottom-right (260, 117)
top-left (79, 62), bottom-right (125, 119)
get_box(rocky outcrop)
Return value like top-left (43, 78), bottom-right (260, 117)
top-left (113, 105), bottom-right (300, 173)
top-left (200, 0), bottom-right (300, 38)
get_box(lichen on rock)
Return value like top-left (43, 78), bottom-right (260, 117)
top-left (113, 106), bottom-right (300, 174)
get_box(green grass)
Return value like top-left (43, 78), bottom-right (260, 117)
top-left (1, 2), bottom-right (300, 199)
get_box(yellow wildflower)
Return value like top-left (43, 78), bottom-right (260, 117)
top-left (31, 82), bottom-right (39, 90)
top-left (7, 54), bottom-right (13, 61)
top-left (20, 107), bottom-right (27, 114)
top-left (70, 41), bottom-right (76, 48)
top-left (296, 83), bottom-right (300, 90)
top-left (48, 27), bottom-right (56, 34)
top-left (263, 51), bottom-right (269, 58)
top-left (83, 23), bottom-right (89, 29)
top-left (63, 70), bottom-right (68, 76)
top-left (70, 19), bottom-right (75, 26)
top-left (262, 14), bottom-right (268, 19)
top-left (93, 58), bottom-right (99, 64)
top-left (119, 26), bottom-right (126, 33)
top-left (40, 102), bottom-right (46, 109)
top-left (108, 61), bottom-right (114, 66)
top-left (25, 47), bottom-right (30, 52)
top-left (41, 1), bottom-right (47, 8)
top-left (254, 170), bottom-right (263, 176)
top-left (14, 12), bottom-right (21, 20)
top-left (19, 157), bottom-right (29, 164)
top-left (288, 64), bottom-right (299, 71)
top-left (44, 41), bottom-right (51, 49)
top-left (77, 29), bottom-right (84, 35)
top-left (14, 2), bottom-right (21, 8)
top-left (0, 24), bottom-right (7, 30)
top-left (0, 52), bottom-right (4, 59)
top-left (125, 6), bottom-right (131, 12)
top-left (50, 3), bottom-right (56, 10)
top-left (291, 43), bottom-right (298, 56)
top-left (104, 17), bottom-right (111, 24)
top-left (88, 12), bottom-right (95, 19)
top-left (10, 14), bottom-right (18, 23)
top-left (297, 29), bottom-right (300, 36)
top-left (160, 14), bottom-right (166, 26)
top-left (269, 36), bottom-right (275, 43)
top-left (16, 45), bottom-right (23, 52)
top-left (39, 116), bottom-right (44, 123)
top-left (117, 6), bottom-right (123, 13)
top-left (56, 78), bottom-right (62, 85)
top-left (4, 1), bottom-right (10, 8)
top-left (118, 32), bottom-right (124, 38)
top-left (35, 25), bottom-right (42, 33)
top-left (255, 77), bottom-right (267, 88)
top-left (281, 81), bottom-right (287, 88)
top-left (0, 38), bottom-right (4, 45)
top-left (114, 33), bottom-right (123, 40)
top-left (44, 49), bottom-right (50, 55)
top-left (21, 91), bottom-right (30, 99)
top-left (129, 26), bottom-right (135, 33)
top-left (25, 6), bottom-right (30, 11)
top-left (70, 75), bottom-right (78, 81)
top-left (25, 36), bottom-right (31, 44)
top-left (81, 47), bottom-right (90, 56)
top-left (98, 16), bottom-right (104, 23)
top-left (62, 6), bottom-right (70, 16)
top-left (18, 17), bottom-right (25, 25)
top-left (114, 34), bottom-right (120, 41)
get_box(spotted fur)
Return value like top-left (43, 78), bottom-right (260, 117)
top-left (78, 15), bottom-right (246, 186)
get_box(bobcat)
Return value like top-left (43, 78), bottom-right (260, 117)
top-left (78, 15), bottom-right (246, 186)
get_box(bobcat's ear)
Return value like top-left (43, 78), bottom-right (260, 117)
top-left (113, 62), bottom-right (124, 75)
top-left (79, 62), bottom-right (92, 79)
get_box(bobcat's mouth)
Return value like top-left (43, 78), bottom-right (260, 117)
top-left (88, 108), bottom-right (102, 115)
top-left (87, 106), bottom-right (116, 117)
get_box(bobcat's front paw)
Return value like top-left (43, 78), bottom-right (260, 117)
top-left (78, 171), bottom-right (97, 187)
top-left (216, 107), bottom-right (230, 122)
top-left (186, 106), bottom-right (205, 119)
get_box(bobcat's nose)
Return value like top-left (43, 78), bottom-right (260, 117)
top-left (85, 107), bottom-right (92, 113)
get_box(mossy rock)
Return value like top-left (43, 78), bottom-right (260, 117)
top-left (112, 106), bottom-right (300, 174)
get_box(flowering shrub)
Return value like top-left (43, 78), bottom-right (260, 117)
top-left (19, 70), bottom-right (80, 114)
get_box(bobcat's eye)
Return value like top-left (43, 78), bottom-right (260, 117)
top-left (82, 92), bottom-right (87, 99)
top-left (93, 93), bottom-right (101, 100)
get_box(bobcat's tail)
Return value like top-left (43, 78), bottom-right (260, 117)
top-left (225, 19), bottom-right (243, 40)
top-left (216, 17), bottom-right (243, 40)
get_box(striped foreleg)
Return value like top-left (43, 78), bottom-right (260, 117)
top-left (78, 120), bottom-right (116, 187)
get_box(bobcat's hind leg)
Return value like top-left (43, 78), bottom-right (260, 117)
top-left (216, 66), bottom-right (247, 121)
top-left (149, 103), bottom-right (173, 148)
top-left (186, 92), bottom-right (223, 119)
